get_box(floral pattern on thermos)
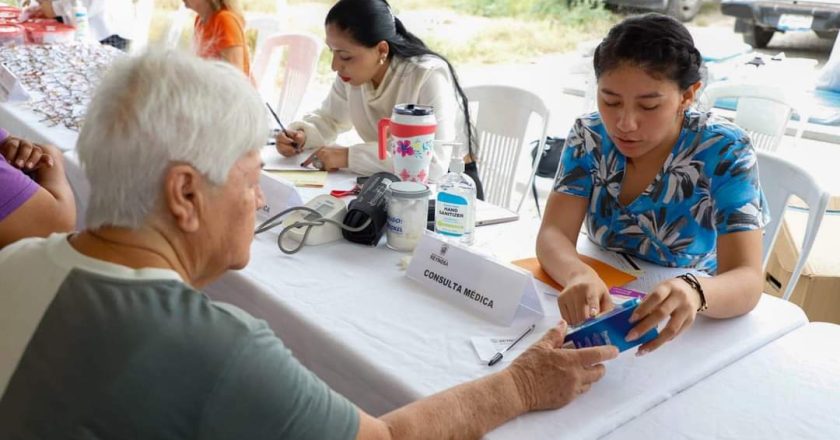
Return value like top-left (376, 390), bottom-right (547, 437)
top-left (394, 138), bottom-right (434, 182)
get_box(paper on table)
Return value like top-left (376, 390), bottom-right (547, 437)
top-left (622, 266), bottom-right (708, 293)
top-left (261, 148), bottom-right (318, 171)
top-left (576, 236), bottom-right (711, 291)
top-left (476, 200), bottom-right (519, 226)
top-left (265, 170), bottom-right (328, 188)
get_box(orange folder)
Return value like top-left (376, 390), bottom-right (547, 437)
top-left (512, 256), bottom-right (636, 292)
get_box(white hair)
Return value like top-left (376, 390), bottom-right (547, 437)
top-left (77, 49), bottom-right (267, 229)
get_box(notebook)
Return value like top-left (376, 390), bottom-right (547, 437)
top-left (475, 199), bottom-right (519, 226)
top-left (265, 170), bottom-right (328, 188)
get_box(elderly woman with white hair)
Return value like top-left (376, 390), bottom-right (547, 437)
top-left (0, 50), bottom-right (616, 438)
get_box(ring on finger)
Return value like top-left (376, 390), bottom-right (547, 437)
top-left (312, 157), bottom-right (325, 171)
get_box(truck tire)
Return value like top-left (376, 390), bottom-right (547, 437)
top-left (743, 25), bottom-right (774, 48)
top-left (666, 0), bottom-right (702, 22)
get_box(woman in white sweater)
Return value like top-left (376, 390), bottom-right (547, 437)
top-left (275, 0), bottom-right (484, 197)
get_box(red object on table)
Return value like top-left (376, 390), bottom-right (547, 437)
top-left (329, 186), bottom-right (361, 198)
top-left (0, 24), bottom-right (24, 46)
top-left (22, 21), bottom-right (74, 45)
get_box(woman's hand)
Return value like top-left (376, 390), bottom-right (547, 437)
top-left (1, 136), bottom-right (56, 171)
top-left (558, 269), bottom-right (613, 325)
top-left (275, 129), bottom-right (306, 157)
top-left (313, 146), bottom-right (348, 171)
top-left (626, 277), bottom-right (702, 355)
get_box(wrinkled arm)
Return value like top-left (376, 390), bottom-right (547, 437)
top-left (356, 370), bottom-right (526, 440)
top-left (355, 323), bottom-right (617, 440)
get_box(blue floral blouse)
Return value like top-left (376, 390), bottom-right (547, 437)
top-left (554, 110), bottom-right (770, 273)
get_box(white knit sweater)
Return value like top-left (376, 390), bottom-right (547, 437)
top-left (290, 55), bottom-right (463, 181)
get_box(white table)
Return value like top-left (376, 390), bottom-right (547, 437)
top-left (2, 92), bottom-right (818, 440)
top-left (601, 322), bottom-right (840, 439)
top-left (203, 174), bottom-right (809, 438)
top-left (0, 100), bottom-right (78, 150)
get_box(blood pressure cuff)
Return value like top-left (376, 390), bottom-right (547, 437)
top-left (342, 172), bottom-right (400, 246)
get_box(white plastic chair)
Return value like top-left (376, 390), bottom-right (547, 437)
top-left (465, 85), bottom-right (550, 212)
top-left (245, 15), bottom-right (282, 58)
top-left (757, 151), bottom-right (830, 301)
top-left (251, 32), bottom-right (322, 123)
top-left (699, 81), bottom-right (802, 152)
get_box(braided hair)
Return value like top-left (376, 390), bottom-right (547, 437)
top-left (593, 13), bottom-right (703, 90)
top-left (325, 0), bottom-right (476, 158)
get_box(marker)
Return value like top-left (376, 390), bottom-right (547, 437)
top-left (488, 324), bottom-right (535, 366)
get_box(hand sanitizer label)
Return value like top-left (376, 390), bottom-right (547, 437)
top-left (436, 192), bottom-right (468, 236)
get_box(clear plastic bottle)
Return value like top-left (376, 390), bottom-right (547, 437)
top-left (72, 0), bottom-right (91, 42)
top-left (435, 156), bottom-right (476, 245)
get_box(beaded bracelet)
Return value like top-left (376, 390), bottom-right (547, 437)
top-left (677, 273), bottom-right (708, 312)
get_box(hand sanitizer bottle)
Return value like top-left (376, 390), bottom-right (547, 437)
top-left (73, 0), bottom-right (91, 42)
top-left (435, 156), bottom-right (476, 245)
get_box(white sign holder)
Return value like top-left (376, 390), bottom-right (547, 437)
top-left (406, 232), bottom-right (544, 326)
top-left (257, 171), bottom-right (303, 221)
top-left (0, 64), bottom-right (30, 102)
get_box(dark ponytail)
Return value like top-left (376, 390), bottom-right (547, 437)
top-left (326, 0), bottom-right (476, 159)
top-left (593, 13), bottom-right (703, 90)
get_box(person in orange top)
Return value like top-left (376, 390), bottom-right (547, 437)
top-left (185, 0), bottom-right (250, 76)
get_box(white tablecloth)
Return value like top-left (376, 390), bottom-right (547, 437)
top-left (3, 98), bottom-right (818, 439)
top-left (601, 322), bottom-right (840, 439)
top-left (204, 207), bottom-right (808, 438)
top-left (0, 100), bottom-right (78, 150)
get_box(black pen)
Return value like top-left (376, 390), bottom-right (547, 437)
top-left (265, 102), bottom-right (299, 151)
top-left (619, 252), bottom-right (641, 271)
top-left (488, 324), bottom-right (535, 366)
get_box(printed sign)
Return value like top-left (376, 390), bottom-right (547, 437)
top-left (406, 232), bottom-right (543, 325)
top-left (0, 64), bottom-right (30, 102)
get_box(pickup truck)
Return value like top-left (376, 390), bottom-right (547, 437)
top-left (721, 0), bottom-right (840, 48)
top-left (605, 0), bottom-right (704, 22)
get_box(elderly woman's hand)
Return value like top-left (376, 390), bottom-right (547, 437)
top-left (1, 136), bottom-right (57, 171)
top-left (275, 129), bottom-right (306, 157)
top-left (508, 321), bottom-right (617, 411)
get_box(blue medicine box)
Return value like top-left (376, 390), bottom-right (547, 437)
top-left (564, 298), bottom-right (658, 352)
